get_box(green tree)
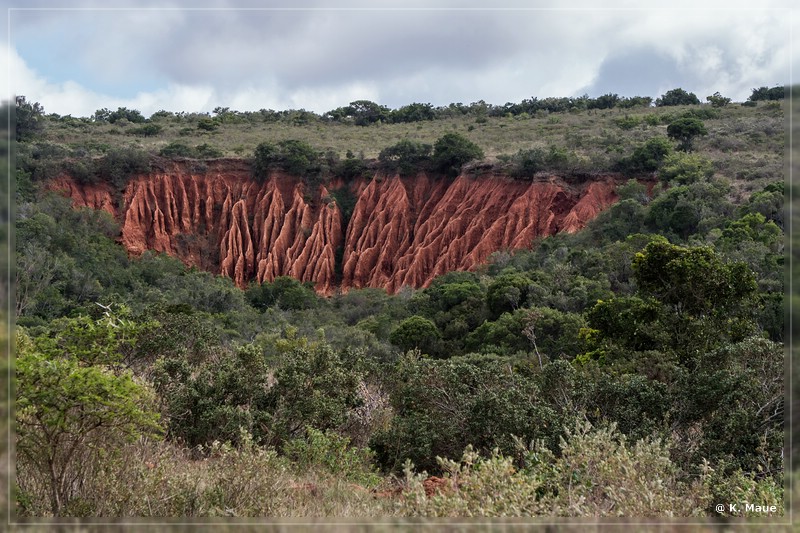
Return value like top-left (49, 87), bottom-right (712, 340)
top-left (633, 241), bottom-right (756, 318)
top-left (432, 132), bottom-right (484, 176)
top-left (706, 92), bottom-right (731, 107)
top-left (624, 136), bottom-right (673, 173)
top-left (667, 117), bottom-right (708, 151)
top-left (656, 88), bottom-right (700, 107)
top-left (265, 344), bottom-right (364, 445)
top-left (371, 353), bottom-right (559, 473)
top-left (15, 328), bottom-right (161, 516)
top-left (631, 241), bottom-right (757, 359)
top-left (486, 272), bottom-right (533, 317)
top-left (378, 139), bottom-right (432, 176)
top-left (658, 152), bottom-right (714, 185)
top-left (748, 86), bottom-right (785, 101)
top-left (390, 315), bottom-right (442, 356)
top-left (347, 100), bottom-right (391, 126)
top-left (15, 96), bottom-right (45, 141)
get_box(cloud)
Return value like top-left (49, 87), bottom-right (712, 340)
top-left (3, 3), bottom-right (798, 116)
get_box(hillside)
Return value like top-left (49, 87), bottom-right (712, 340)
top-left (51, 160), bottom-right (624, 294)
top-left (12, 91), bottom-right (787, 519)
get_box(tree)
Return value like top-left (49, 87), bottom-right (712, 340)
top-left (347, 100), bottom-right (390, 126)
top-left (391, 102), bottom-right (436, 123)
top-left (658, 152), bottom-right (714, 185)
top-left (15, 96), bottom-right (45, 141)
top-left (624, 136), bottom-right (673, 173)
top-left (432, 133), bottom-right (484, 176)
top-left (390, 315), bottom-right (442, 356)
top-left (15, 327), bottom-right (161, 516)
top-left (667, 117), bottom-right (708, 151)
top-left (748, 86), bottom-right (785, 101)
top-left (265, 344), bottom-right (364, 445)
top-left (378, 139), bottom-right (432, 176)
top-left (655, 88), bottom-right (700, 107)
top-left (632, 241), bottom-right (756, 320)
top-left (706, 92), bottom-right (731, 107)
top-left (486, 272), bottom-right (533, 317)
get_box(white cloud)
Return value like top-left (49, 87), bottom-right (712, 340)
top-left (2, 3), bottom-right (797, 116)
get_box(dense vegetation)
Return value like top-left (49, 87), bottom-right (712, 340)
top-left (12, 88), bottom-right (788, 519)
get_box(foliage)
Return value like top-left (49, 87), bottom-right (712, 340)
top-left (16, 96), bottom-right (45, 141)
top-left (96, 146), bottom-right (152, 189)
top-left (16, 327), bottom-right (162, 516)
top-left (632, 240), bottom-right (756, 319)
top-left (378, 139), bottom-right (432, 176)
top-left (655, 88), bottom-right (701, 107)
top-left (371, 353), bottom-right (559, 473)
top-left (706, 92), bottom-right (731, 107)
top-left (94, 107), bottom-right (146, 124)
top-left (748, 86), bottom-right (785, 101)
top-left (129, 123), bottom-right (163, 137)
top-left (252, 139), bottom-right (320, 179)
top-left (399, 420), bottom-right (713, 517)
top-left (486, 272), bottom-right (533, 317)
top-left (658, 152), bottom-right (714, 185)
top-left (622, 136), bottom-right (673, 173)
top-left (265, 344), bottom-right (364, 446)
top-left (432, 132), bottom-right (484, 176)
top-left (246, 276), bottom-right (318, 311)
top-left (283, 427), bottom-right (380, 486)
top-left (667, 117), bottom-right (708, 151)
top-left (389, 315), bottom-right (442, 356)
top-left (160, 141), bottom-right (222, 159)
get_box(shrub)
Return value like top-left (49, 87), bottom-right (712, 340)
top-left (398, 420), bottom-right (714, 517)
top-left (658, 152), bottom-right (714, 185)
top-left (706, 92), bottom-right (731, 107)
top-left (96, 146), bottom-right (151, 189)
top-left (252, 140), bottom-right (320, 179)
top-left (623, 136), bottom-right (673, 173)
top-left (160, 141), bottom-right (195, 158)
top-left (432, 132), bottom-right (484, 176)
top-left (748, 86), bottom-right (785, 101)
top-left (667, 117), bottom-right (708, 151)
top-left (283, 427), bottom-right (380, 486)
top-left (197, 118), bottom-right (218, 131)
top-left (389, 315), bottom-right (442, 356)
top-left (656, 88), bottom-right (700, 107)
top-left (129, 123), bottom-right (163, 137)
top-left (378, 139), bottom-right (432, 176)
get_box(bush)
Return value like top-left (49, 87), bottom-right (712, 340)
top-left (706, 92), bottom-right (731, 107)
top-left (432, 132), bottom-right (484, 176)
top-left (283, 427), bottom-right (380, 486)
top-left (667, 117), bottom-right (708, 151)
top-left (129, 123), bottom-right (163, 137)
top-left (623, 136), bottom-right (673, 173)
top-left (658, 152), bottom-right (714, 185)
top-left (378, 139), bottom-right (432, 176)
top-left (399, 420), bottom-right (714, 517)
top-left (656, 88), bottom-right (700, 107)
top-left (160, 141), bottom-right (195, 158)
top-left (748, 86), bottom-right (785, 101)
top-left (389, 315), bottom-right (442, 356)
top-left (252, 140), bottom-right (320, 179)
top-left (96, 146), bottom-right (151, 189)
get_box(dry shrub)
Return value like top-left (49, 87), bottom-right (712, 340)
top-left (19, 429), bottom-right (394, 517)
top-left (398, 419), bottom-right (714, 517)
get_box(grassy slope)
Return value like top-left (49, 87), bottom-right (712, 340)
top-left (40, 101), bottom-right (785, 196)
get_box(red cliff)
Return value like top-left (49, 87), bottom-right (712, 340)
top-left (51, 161), bottom-right (620, 294)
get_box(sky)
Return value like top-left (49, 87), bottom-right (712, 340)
top-left (1, 1), bottom-right (798, 118)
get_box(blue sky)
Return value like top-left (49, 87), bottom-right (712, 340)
top-left (2, 1), bottom-right (798, 117)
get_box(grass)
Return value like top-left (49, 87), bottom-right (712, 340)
top-left (37, 101), bottom-right (786, 195)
